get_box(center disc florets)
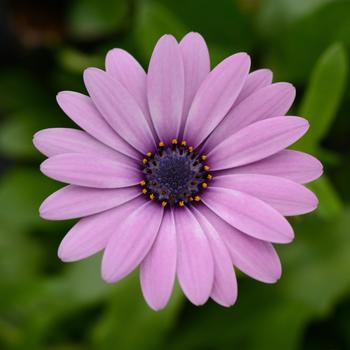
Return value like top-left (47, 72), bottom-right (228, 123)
top-left (140, 140), bottom-right (212, 207)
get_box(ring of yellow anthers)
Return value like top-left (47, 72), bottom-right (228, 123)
top-left (140, 140), bottom-right (212, 207)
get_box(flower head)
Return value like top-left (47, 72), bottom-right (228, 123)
top-left (34, 33), bottom-right (323, 310)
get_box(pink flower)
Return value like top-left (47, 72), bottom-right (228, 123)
top-left (34, 33), bottom-right (323, 310)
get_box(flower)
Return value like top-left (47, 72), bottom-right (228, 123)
top-left (33, 32), bottom-right (323, 310)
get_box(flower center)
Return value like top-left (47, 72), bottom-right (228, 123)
top-left (140, 140), bottom-right (211, 207)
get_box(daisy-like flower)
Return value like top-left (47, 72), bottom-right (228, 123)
top-left (34, 33), bottom-right (323, 310)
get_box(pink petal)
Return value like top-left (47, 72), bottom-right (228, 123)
top-left (179, 32), bottom-right (210, 136)
top-left (219, 149), bottom-right (323, 184)
top-left (192, 207), bottom-right (237, 307)
top-left (56, 91), bottom-right (139, 160)
top-left (105, 48), bottom-right (156, 135)
top-left (84, 68), bottom-right (155, 154)
top-left (147, 35), bottom-right (185, 141)
top-left (203, 187), bottom-right (294, 243)
top-left (183, 52), bottom-right (250, 148)
top-left (213, 174), bottom-right (318, 216)
top-left (40, 185), bottom-right (140, 220)
top-left (201, 206), bottom-right (282, 283)
top-left (102, 201), bottom-right (164, 283)
top-left (140, 209), bottom-right (177, 311)
top-left (58, 197), bottom-right (143, 262)
top-left (33, 128), bottom-right (134, 166)
top-left (204, 83), bottom-right (295, 152)
top-left (208, 116), bottom-right (309, 170)
top-left (40, 153), bottom-right (139, 188)
top-left (174, 207), bottom-right (214, 305)
top-left (235, 68), bottom-right (273, 105)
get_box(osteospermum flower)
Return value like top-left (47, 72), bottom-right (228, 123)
top-left (34, 33), bottom-right (323, 310)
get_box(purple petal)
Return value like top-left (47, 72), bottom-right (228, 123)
top-left (105, 48), bottom-right (156, 135)
top-left (40, 185), bottom-right (140, 220)
top-left (56, 91), bottom-right (139, 160)
top-left (58, 197), bottom-right (143, 262)
top-left (147, 35), bottom-right (185, 141)
top-left (192, 207), bottom-right (237, 307)
top-left (179, 32), bottom-right (210, 136)
top-left (213, 174), bottom-right (318, 216)
top-left (40, 153), bottom-right (139, 188)
top-left (174, 207), bottom-right (214, 305)
top-left (219, 150), bottom-right (323, 184)
top-left (140, 209), bottom-right (177, 311)
top-left (208, 116), bottom-right (309, 170)
top-left (201, 205), bottom-right (282, 283)
top-left (234, 68), bottom-right (273, 105)
top-left (102, 201), bottom-right (164, 283)
top-left (203, 187), bottom-right (294, 243)
top-left (183, 52), bottom-right (250, 148)
top-left (33, 128), bottom-right (134, 166)
top-left (84, 68), bottom-right (155, 154)
top-left (204, 83), bottom-right (295, 152)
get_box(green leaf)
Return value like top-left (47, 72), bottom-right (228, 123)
top-left (92, 272), bottom-right (184, 350)
top-left (308, 176), bottom-right (342, 220)
top-left (296, 43), bottom-right (348, 150)
top-left (133, 1), bottom-right (188, 62)
top-left (67, 0), bottom-right (128, 39)
top-left (262, 1), bottom-right (350, 83)
top-left (58, 47), bottom-right (104, 73)
top-left (0, 168), bottom-right (61, 230)
top-left (258, 0), bottom-right (334, 36)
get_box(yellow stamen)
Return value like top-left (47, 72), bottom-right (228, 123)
top-left (140, 180), bottom-right (146, 186)
top-left (171, 139), bottom-right (178, 145)
top-left (188, 146), bottom-right (193, 153)
top-left (201, 155), bottom-right (207, 161)
top-left (146, 152), bottom-right (152, 157)
top-left (150, 193), bottom-right (155, 200)
top-left (142, 158), bottom-right (148, 165)
top-left (202, 182), bottom-right (208, 189)
top-left (189, 197), bottom-right (194, 202)
top-left (207, 174), bottom-right (213, 180)
top-left (179, 201), bottom-right (185, 207)
top-left (159, 141), bottom-right (165, 147)
top-left (194, 195), bottom-right (201, 202)
top-left (181, 140), bottom-right (187, 146)
top-left (142, 188), bottom-right (148, 194)
top-left (203, 165), bottom-right (210, 171)
top-left (162, 201), bottom-right (168, 207)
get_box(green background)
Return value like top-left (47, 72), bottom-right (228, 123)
top-left (1, 0), bottom-right (350, 349)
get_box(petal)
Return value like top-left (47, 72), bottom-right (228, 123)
top-left (179, 32), bottom-right (210, 135)
top-left (213, 174), bottom-right (318, 216)
top-left (235, 68), bottom-right (273, 105)
top-left (56, 91), bottom-right (139, 160)
top-left (40, 185), bottom-right (140, 220)
top-left (147, 35), bottom-right (185, 141)
top-left (105, 48), bottom-right (156, 135)
top-left (140, 209), bottom-right (177, 311)
top-left (58, 197), bottom-right (143, 262)
top-left (33, 128), bottom-right (134, 166)
top-left (102, 201), bottom-right (164, 283)
top-left (203, 187), bottom-right (294, 243)
top-left (201, 205), bottom-right (282, 283)
top-left (84, 68), bottom-right (155, 154)
top-left (204, 83), bottom-right (295, 151)
top-left (40, 153), bottom-right (139, 188)
top-left (219, 149), bottom-right (323, 184)
top-left (183, 52), bottom-right (250, 148)
top-left (192, 207), bottom-right (237, 307)
top-left (174, 207), bottom-right (214, 305)
top-left (208, 116), bottom-right (309, 170)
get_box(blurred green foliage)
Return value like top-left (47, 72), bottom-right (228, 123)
top-left (1, 0), bottom-right (350, 349)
